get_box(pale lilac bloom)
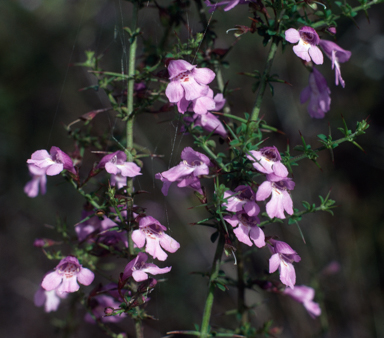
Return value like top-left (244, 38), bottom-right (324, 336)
top-left (256, 174), bottom-right (295, 219)
top-left (194, 113), bottom-right (228, 138)
top-left (178, 88), bottom-right (216, 115)
top-left (285, 26), bottom-right (323, 65)
top-left (123, 252), bottom-right (172, 282)
top-left (27, 146), bottom-right (76, 176)
top-left (319, 39), bottom-right (351, 88)
top-left (34, 287), bottom-right (67, 312)
top-left (300, 67), bottom-right (331, 119)
top-left (85, 283), bottom-right (127, 324)
top-left (204, 0), bottom-right (252, 12)
top-left (41, 256), bottom-right (95, 294)
top-left (85, 295), bottom-right (124, 323)
top-left (178, 88), bottom-right (226, 115)
top-left (268, 239), bottom-right (301, 289)
top-left (165, 60), bottom-right (215, 103)
top-left (111, 174), bottom-right (127, 189)
top-left (213, 92), bottom-right (226, 110)
top-left (223, 185), bottom-right (260, 216)
top-left (132, 216), bottom-right (180, 261)
top-left (76, 210), bottom-right (128, 247)
top-left (247, 146), bottom-right (288, 177)
top-left (155, 147), bottom-right (212, 196)
top-left (224, 211), bottom-right (265, 248)
top-left (284, 285), bottom-right (321, 318)
top-left (97, 151), bottom-right (141, 178)
top-left (24, 164), bottom-right (47, 198)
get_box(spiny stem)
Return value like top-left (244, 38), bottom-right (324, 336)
top-left (125, 1), bottom-right (139, 257)
top-left (126, 3), bottom-right (143, 337)
top-left (249, 37), bottom-right (279, 124)
top-left (289, 128), bottom-right (366, 163)
top-left (312, 0), bottom-right (383, 28)
top-left (200, 234), bottom-right (225, 338)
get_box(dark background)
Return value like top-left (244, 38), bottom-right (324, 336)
top-left (1, 0), bottom-right (384, 337)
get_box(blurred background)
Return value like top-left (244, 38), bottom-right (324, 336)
top-left (1, 0), bottom-right (384, 337)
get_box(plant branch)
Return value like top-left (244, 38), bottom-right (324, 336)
top-left (200, 234), bottom-right (225, 338)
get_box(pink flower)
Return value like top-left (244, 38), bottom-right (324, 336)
top-left (256, 174), bottom-right (295, 219)
top-left (155, 147), bottom-right (212, 196)
top-left (193, 113), bottom-right (228, 138)
top-left (268, 239), bottom-right (301, 289)
top-left (319, 39), bottom-right (351, 88)
top-left (132, 216), bottom-right (180, 261)
top-left (27, 146), bottom-right (76, 176)
top-left (165, 60), bottom-right (215, 103)
top-left (247, 146), bottom-right (288, 177)
top-left (177, 88), bottom-right (226, 115)
top-left (285, 26), bottom-right (323, 65)
top-left (123, 252), bottom-right (172, 282)
top-left (284, 285), bottom-right (321, 318)
top-left (41, 256), bottom-right (95, 294)
top-left (24, 164), bottom-right (47, 198)
top-left (223, 185), bottom-right (260, 216)
top-left (85, 283), bottom-right (127, 324)
top-left (300, 67), bottom-right (331, 119)
top-left (97, 151), bottom-right (141, 178)
top-left (110, 174), bottom-right (127, 189)
top-left (75, 209), bottom-right (128, 247)
top-left (224, 211), bottom-right (265, 248)
top-left (34, 287), bottom-right (67, 312)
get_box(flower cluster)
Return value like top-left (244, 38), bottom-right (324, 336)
top-left (156, 147), bottom-right (212, 196)
top-left (40, 256), bottom-right (95, 296)
top-left (165, 59), bottom-right (227, 137)
top-left (25, 146), bottom-right (76, 197)
top-left (285, 26), bottom-right (352, 119)
top-left (97, 150), bottom-right (142, 189)
top-left (247, 146), bottom-right (295, 219)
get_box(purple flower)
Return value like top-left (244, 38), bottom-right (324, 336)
top-left (268, 239), bottom-right (301, 289)
top-left (34, 287), bottom-right (67, 312)
top-left (224, 211), bottom-right (265, 248)
top-left (24, 164), bottom-right (47, 198)
top-left (284, 285), bottom-right (321, 318)
top-left (97, 151), bottom-right (141, 178)
top-left (256, 174), bottom-right (295, 219)
top-left (41, 256), bottom-right (95, 294)
top-left (132, 216), bottom-right (180, 261)
top-left (247, 146), bottom-right (288, 177)
top-left (285, 26), bottom-right (323, 65)
top-left (177, 88), bottom-right (216, 115)
top-left (122, 252), bottom-right (172, 282)
top-left (110, 174), bottom-right (127, 189)
top-left (300, 67), bottom-right (331, 119)
top-left (223, 185), bottom-right (260, 216)
top-left (85, 283), bottom-right (127, 324)
top-left (76, 209), bottom-right (128, 248)
top-left (193, 113), bottom-right (228, 138)
top-left (319, 40), bottom-right (351, 88)
top-left (165, 60), bottom-right (215, 103)
top-left (27, 146), bottom-right (76, 176)
top-left (213, 93), bottom-right (226, 111)
top-left (204, 0), bottom-right (251, 12)
top-left (178, 88), bottom-right (226, 115)
top-left (155, 147), bottom-right (212, 196)
top-left (85, 295), bottom-right (125, 323)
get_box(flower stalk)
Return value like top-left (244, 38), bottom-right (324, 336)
top-left (200, 233), bottom-right (225, 338)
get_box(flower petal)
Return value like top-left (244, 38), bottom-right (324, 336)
top-left (165, 81), bottom-right (184, 102)
top-left (41, 272), bottom-right (62, 291)
top-left (77, 268), bottom-right (95, 286)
